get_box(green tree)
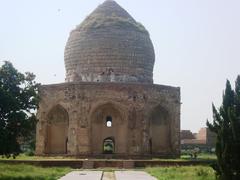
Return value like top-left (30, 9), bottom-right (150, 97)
top-left (207, 76), bottom-right (240, 180)
top-left (0, 61), bottom-right (39, 158)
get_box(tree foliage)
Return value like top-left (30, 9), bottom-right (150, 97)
top-left (207, 76), bottom-right (240, 180)
top-left (0, 61), bottom-right (39, 157)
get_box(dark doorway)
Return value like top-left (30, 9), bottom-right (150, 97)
top-left (149, 138), bottom-right (152, 154)
top-left (103, 137), bottom-right (115, 154)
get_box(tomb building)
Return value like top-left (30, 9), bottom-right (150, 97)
top-left (35, 0), bottom-right (181, 158)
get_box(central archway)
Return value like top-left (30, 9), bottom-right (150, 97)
top-left (90, 103), bottom-right (127, 155)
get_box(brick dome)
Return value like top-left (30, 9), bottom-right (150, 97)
top-left (64, 0), bottom-right (155, 83)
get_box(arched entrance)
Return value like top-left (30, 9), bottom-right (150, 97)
top-left (91, 103), bottom-right (127, 155)
top-left (149, 105), bottom-right (170, 154)
top-left (46, 105), bottom-right (69, 154)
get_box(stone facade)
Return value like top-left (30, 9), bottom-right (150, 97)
top-left (35, 0), bottom-right (181, 158)
top-left (36, 83), bottom-right (180, 157)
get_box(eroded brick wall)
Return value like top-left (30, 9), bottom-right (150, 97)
top-left (35, 82), bottom-right (180, 158)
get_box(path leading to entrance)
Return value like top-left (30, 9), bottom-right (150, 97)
top-left (59, 171), bottom-right (103, 180)
top-left (59, 171), bottom-right (156, 180)
top-left (102, 172), bottom-right (116, 180)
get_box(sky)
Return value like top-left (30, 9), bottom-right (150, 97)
top-left (0, 0), bottom-right (240, 133)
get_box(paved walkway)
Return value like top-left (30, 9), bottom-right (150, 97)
top-left (59, 171), bottom-right (103, 180)
top-left (59, 171), bottom-right (156, 180)
top-left (102, 172), bottom-right (116, 180)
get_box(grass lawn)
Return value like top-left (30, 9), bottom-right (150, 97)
top-left (1, 154), bottom-right (77, 160)
top-left (146, 165), bottom-right (215, 180)
top-left (181, 153), bottom-right (216, 161)
top-left (0, 163), bottom-right (216, 180)
top-left (0, 163), bottom-right (71, 180)
top-left (1, 153), bottom-right (216, 161)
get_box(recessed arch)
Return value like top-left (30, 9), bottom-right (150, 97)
top-left (90, 102), bottom-right (125, 123)
top-left (46, 105), bottom-right (69, 154)
top-left (149, 105), bottom-right (171, 154)
top-left (90, 102), bottom-right (127, 155)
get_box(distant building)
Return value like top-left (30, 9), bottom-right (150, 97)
top-left (181, 127), bottom-right (216, 149)
top-left (180, 130), bottom-right (195, 140)
top-left (197, 127), bottom-right (216, 146)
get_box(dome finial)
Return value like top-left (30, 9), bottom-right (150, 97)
top-left (102, 0), bottom-right (119, 6)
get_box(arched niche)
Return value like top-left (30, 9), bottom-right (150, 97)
top-left (103, 137), bottom-right (115, 154)
top-left (46, 105), bottom-right (69, 154)
top-left (90, 103), bottom-right (127, 155)
top-left (149, 105), bottom-right (170, 154)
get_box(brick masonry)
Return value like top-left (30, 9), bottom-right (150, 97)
top-left (35, 82), bottom-right (181, 158)
top-left (35, 0), bottom-right (181, 158)
top-left (64, 0), bottom-right (155, 83)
